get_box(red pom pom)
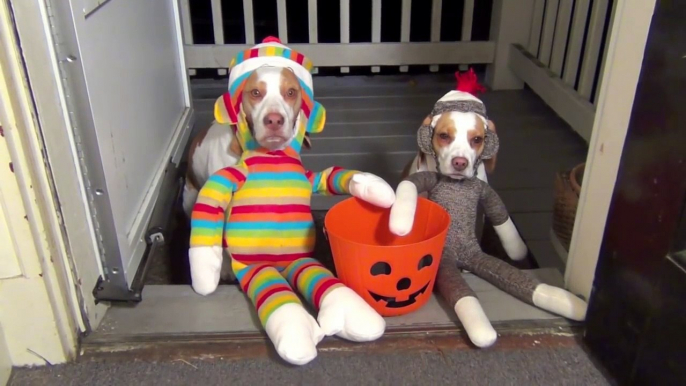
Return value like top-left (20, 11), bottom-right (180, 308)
top-left (455, 68), bottom-right (486, 96)
top-left (262, 36), bottom-right (282, 44)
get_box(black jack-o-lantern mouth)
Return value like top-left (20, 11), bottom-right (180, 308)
top-left (368, 281), bottom-right (431, 308)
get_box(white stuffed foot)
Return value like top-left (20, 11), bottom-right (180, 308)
top-left (189, 246), bottom-right (224, 295)
top-left (349, 172), bottom-right (396, 208)
top-left (493, 218), bottom-right (528, 261)
top-left (533, 284), bottom-right (588, 321)
top-left (389, 181), bottom-right (418, 236)
top-left (265, 303), bottom-right (325, 366)
top-left (318, 286), bottom-right (386, 342)
top-left (454, 296), bottom-right (497, 348)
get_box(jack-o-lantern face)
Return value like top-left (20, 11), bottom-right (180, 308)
top-left (366, 254), bottom-right (435, 309)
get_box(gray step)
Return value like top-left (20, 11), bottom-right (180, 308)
top-left (301, 151), bottom-right (415, 174)
top-left (308, 135), bottom-right (417, 155)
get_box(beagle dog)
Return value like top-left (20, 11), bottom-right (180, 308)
top-left (182, 66), bottom-right (312, 218)
top-left (401, 114), bottom-right (497, 183)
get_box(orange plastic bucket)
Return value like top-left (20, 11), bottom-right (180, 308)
top-left (324, 197), bottom-right (450, 317)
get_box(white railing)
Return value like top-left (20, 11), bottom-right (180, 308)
top-left (180, 0), bottom-right (500, 77)
top-left (509, 0), bottom-right (614, 142)
top-left (179, 0), bottom-right (614, 142)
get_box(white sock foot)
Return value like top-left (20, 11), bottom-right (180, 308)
top-left (265, 303), bottom-right (325, 366)
top-left (533, 284), bottom-right (588, 321)
top-left (493, 218), bottom-right (528, 261)
top-left (189, 246), bottom-right (223, 295)
top-left (318, 286), bottom-right (386, 342)
top-left (454, 296), bottom-right (497, 348)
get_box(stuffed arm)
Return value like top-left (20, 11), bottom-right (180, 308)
top-left (189, 165), bottom-right (247, 295)
top-left (307, 166), bottom-right (395, 208)
top-left (479, 180), bottom-right (528, 260)
top-left (389, 171), bottom-right (439, 236)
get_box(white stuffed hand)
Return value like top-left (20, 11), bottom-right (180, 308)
top-left (348, 172), bottom-right (396, 208)
top-left (493, 218), bottom-right (528, 261)
top-left (189, 246), bottom-right (223, 295)
top-left (389, 181), bottom-right (418, 236)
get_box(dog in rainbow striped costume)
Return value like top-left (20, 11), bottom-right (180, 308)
top-left (188, 37), bottom-right (394, 365)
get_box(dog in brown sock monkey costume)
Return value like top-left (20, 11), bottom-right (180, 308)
top-left (389, 89), bottom-right (588, 348)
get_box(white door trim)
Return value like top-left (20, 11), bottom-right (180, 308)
top-left (565, 0), bottom-right (657, 299)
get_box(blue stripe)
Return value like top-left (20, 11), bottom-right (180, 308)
top-left (191, 219), bottom-right (224, 229)
top-left (312, 173), bottom-right (323, 193)
top-left (226, 221), bottom-right (314, 231)
top-left (207, 174), bottom-right (237, 191)
top-left (332, 170), bottom-right (346, 192)
top-left (298, 79), bottom-right (314, 99)
top-left (290, 136), bottom-right (302, 153)
top-left (250, 172), bottom-right (308, 181)
top-left (251, 277), bottom-right (288, 299)
top-left (306, 103), bottom-right (321, 133)
top-left (229, 71), bottom-right (251, 95)
top-left (304, 271), bottom-right (329, 296)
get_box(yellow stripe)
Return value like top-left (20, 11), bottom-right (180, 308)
top-left (265, 46), bottom-right (277, 56)
top-left (297, 265), bottom-right (322, 286)
top-left (259, 295), bottom-right (301, 324)
top-left (227, 236), bottom-right (315, 248)
top-left (234, 187), bottom-right (311, 199)
top-left (190, 235), bottom-right (222, 246)
top-left (201, 187), bottom-right (233, 203)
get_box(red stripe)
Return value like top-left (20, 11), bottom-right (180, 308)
top-left (222, 92), bottom-right (236, 123)
top-left (240, 265), bottom-right (270, 289)
top-left (291, 261), bottom-right (320, 286)
top-left (223, 167), bottom-right (247, 183)
top-left (300, 100), bottom-right (311, 116)
top-left (313, 278), bottom-right (342, 308)
top-left (244, 156), bottom-right (302, 166)
top-left (305, 170), bottom-right (314, 181)
top-left (255, 285), bottom-right (291, 310)
top-left (232, 252), bottom-right (313, 263)
top-left (231, 204), bottom-right (311, 214)
top-left (326, 166), bottom-right (344, 195)
top-left (296, 52), bottom-right (305, 64)
top-left (192, 203), bottom-right (222, 214)
top-left (248, 48), bottom-right (259, 58)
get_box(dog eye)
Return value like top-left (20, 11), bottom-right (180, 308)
top-left (438, 133), bottom-right (450, 140)
top-left (471, 136), bottom-right (483, 145)
top-left (250, 89), bottom-right (261, 98)
top-left (286, 88), bottom-right (297, 97)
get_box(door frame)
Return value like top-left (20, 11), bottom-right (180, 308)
top-left (9, 0), bottom-right (193, 328)
top-left (564, 0), bottom-right (657, 300)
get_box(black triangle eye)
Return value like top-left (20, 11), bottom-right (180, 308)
top-left (418, 254), bottom-right (433, 270)
top-left (370, 262), bottom-right (392, 276)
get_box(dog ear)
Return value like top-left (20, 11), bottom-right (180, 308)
top-left (297, 79), bottom-right (326, 134)
top-left (417, 114), bottom-right (437, 155)
top-left (214, 93), bottom-right (238, 125)
top-left (481, 122), bottom-right (500, 160)
top-left (303, 133), bottom-right (312, 149)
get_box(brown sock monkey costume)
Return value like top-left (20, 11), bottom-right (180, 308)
top-left (389, 89), bottom-right (588, 348)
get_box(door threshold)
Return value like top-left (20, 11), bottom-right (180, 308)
top-left (80, 319), bottom-right (582, 362)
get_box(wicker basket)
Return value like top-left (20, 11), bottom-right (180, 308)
top-left (552, 163), bottom-right (585, 251)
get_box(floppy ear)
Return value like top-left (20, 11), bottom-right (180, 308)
top-left (297, 79), bottom-right (326, 134)
top-left (480, 122), bottom-right (500, 160)
top-left (214, 94), bottom-right (237, 125)
top-left (417, 125), bottom-right (433, 155)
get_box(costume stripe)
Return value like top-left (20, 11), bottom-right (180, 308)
top-left (225, 220), bottom-right (313, 230)
top-left (286, 258), bottom-right (343, 309)
top-left (236, 264), bottom-right (302, 327)
top-left (231, 204), bottom-right (310, 214)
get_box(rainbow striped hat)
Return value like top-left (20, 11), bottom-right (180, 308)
top-left (214, 36), bottom-right (326, 153)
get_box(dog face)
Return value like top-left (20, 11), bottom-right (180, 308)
top-left (241, 66), bottom-right (302, 151)
top-left (431, 111), bottom-right (487, 180)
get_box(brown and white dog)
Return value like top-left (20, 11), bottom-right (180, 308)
top-left (182, 66), bottom-right (312, 218)
top-left (401, 93), bottom-right (497, 184)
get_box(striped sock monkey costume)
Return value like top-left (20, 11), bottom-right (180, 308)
top-left (188, 37), bottom-right (394, 366)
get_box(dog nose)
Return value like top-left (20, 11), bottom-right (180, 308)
top-left (396, 278), bottom-right (411, 291)
top-left (263, 113), bottom-right (284, 131)
top-left (452, 157), bottom-right (468, 171)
